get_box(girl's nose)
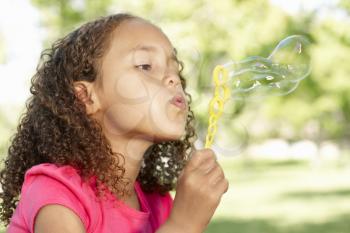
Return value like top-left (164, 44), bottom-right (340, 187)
top-left (165, 74), bottom-right (181, 88)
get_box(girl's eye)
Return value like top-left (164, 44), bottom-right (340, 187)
top-left (136, 64), bottom-right (152, 71)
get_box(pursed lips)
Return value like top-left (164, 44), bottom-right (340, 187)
top-left (169, 94), bottom-right (186, 110)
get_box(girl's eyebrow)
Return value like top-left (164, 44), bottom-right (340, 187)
top-left (131, 44), bottom-right (179, 63)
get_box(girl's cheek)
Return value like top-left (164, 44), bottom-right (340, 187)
top-left (113, 74), bottom-right (149, 102)
top-left (102, 103), bottom-right (145, 136)
top-left (148, 88), bottom-right (175, 130)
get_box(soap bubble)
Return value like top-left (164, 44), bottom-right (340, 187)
top-left (206, 35), bottom-right (312, 154)
top-left (221, 35), bottom-right (311, 100)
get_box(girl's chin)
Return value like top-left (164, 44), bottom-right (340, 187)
top-left (152, 130), bottom-right (185, 143)
top-left (146, 114), bottom-right (187, 142)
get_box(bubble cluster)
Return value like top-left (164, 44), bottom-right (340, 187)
top-left (204, 35), bottom-right (312, 153)
top-left (223, 35), bottom-right (311, 99)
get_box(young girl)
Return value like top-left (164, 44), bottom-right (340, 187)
top-left (0, 13), bottom-right (228, 233)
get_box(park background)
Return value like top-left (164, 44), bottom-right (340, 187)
top-left (0, 0), bottom-right (349, 232)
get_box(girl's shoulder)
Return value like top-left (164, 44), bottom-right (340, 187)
top-left (21, 162), bottom-right (86, 194)
top-left (15, 163), bottom-right (95, 232)
top-left (24, 162), bottom-right (80, 178)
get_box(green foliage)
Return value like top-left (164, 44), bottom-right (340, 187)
top-left (28, 0), bottom-right (349, 142)
top-left (31, 0), bottom-right (113, 46)
top-left (340, 0), bottom-right (350, 13)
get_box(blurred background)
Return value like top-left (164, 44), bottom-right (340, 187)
top-left (0, 0), bottom-right (349, 232)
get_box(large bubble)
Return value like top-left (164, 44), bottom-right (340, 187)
top-left (223, 35), bottom-right (311, 99)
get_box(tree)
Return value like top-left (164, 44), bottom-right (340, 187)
top-left (30, 0), bottom-right (350, 150)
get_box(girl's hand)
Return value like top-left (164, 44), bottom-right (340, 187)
top-left (169, 148), bottom-right (229, 233)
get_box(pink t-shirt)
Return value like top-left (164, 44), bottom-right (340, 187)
top-left (7, 163), bottom-right (173, 233)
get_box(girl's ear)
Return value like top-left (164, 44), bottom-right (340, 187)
top-left (73, 81), bottom-right (101, 115)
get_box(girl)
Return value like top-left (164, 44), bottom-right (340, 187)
top-left (0, 13), bottom-right (228, 233)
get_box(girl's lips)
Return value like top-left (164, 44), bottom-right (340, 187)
top-left (170, 94), bottom-right (186, 110)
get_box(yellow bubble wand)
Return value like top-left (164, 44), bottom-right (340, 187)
top-left (204, 65), bottom-right (231, 148)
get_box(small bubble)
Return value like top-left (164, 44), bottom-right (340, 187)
top-left (235, 80), bottom-right (240, 87)
top-left (297, 43), bottom-right (302, 54)
top-left (218, 35), bottom-right (310, 102)
top-left (253, 81), bottom-right (261, 88)
top-left (259, 64), bottom-right (267, 69)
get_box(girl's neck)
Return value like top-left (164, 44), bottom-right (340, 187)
top-left (105, 132), bottom-right (154, 190)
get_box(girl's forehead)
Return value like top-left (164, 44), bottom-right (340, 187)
top-left (109, 19), bottom-right (175, 57)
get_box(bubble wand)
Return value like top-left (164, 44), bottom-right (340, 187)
top-left (204, 35), bottom-right (311, 149)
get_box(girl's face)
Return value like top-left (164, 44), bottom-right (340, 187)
top-left (94, 19), bottom-right (188, 142)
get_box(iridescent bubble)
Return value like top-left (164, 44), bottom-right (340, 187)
top-left (204, 35), bottom-right (312, 152)
top-left (221, 35), bottom-right (311, 99)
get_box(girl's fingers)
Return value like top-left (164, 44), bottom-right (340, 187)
top-left (219, 178), bottom-right (229, 193)
top-left (206, 164), bottom-right (224, 186)
top-left (186, 149), bottom-right (215, 172)
top-left (212, 177), bottom-right (229, 197)
top-left (198, 158), bottom-right (217, 174)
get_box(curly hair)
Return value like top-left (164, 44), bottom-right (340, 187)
top-left (0, 13), bottom-right (197, 226)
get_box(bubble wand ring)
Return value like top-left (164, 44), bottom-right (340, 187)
top-left (205, 65), bottom-right (231, 148)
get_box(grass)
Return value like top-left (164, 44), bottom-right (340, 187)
top-left (1, 157), bottom-right (350, 233)
top-left (205, 157), bottom-right (350, 233)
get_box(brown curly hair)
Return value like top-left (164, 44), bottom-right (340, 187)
top-left (0, 13), bottom-right (197, 226)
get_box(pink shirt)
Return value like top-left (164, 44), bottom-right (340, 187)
top-left (7, 163), bottom-right (173, 233)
